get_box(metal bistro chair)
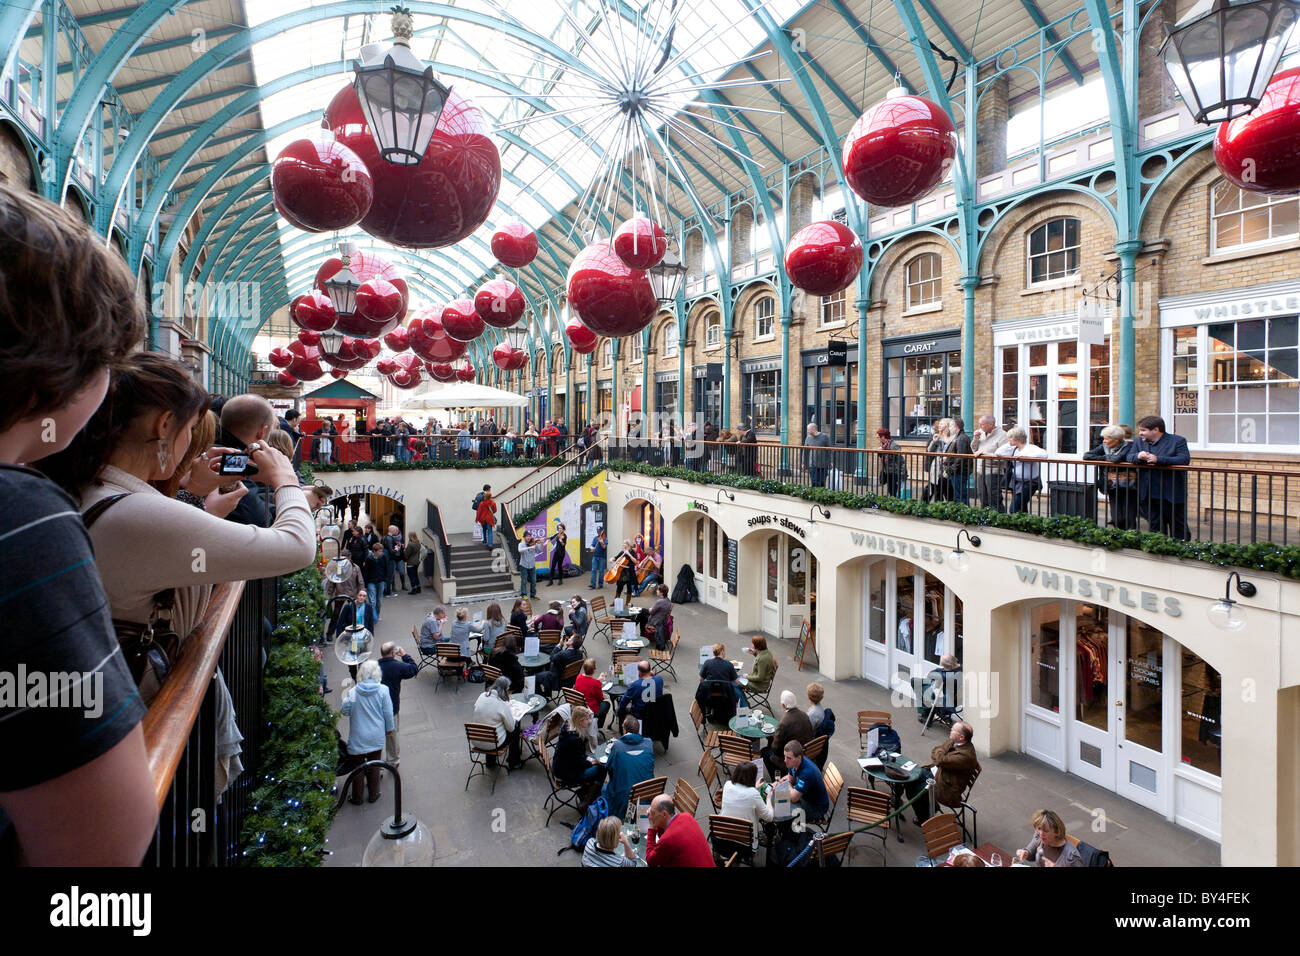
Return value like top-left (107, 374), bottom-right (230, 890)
top-left (934, 766), bottom-right (980, 847)
top-left (481, 663), bottom-right (503, 685)
top-left (673, 778), bottom-right (701, 818)
top-left (589, 595), bottom-right (617, 643)
top-left (707, 815), bottom-right (756, 867)
top-left (625, 776), bottom-right (669, 822)
top-left (697, 750), bottom-right (724, 813)
top-left (464, 723), bottom-right (510, 793)
top-left (716, 732), bottom-right (754, 777)
top-left (920, 670), bottom-right (964, 736)
top-left (538, 629), bottom-right (562, 653)
top-left (689, 698), bottom-right (721, 755)
top-left (803, 734), bottom-right (829, 770)
top-left (539, 731), bottom-right (585, 827)
top-left (812, 761), bottom-right (845, 833)
top-left (649, 629), bottom-right (680, 682)
top-left (816, 831), bottom-right (855, 867)
top-left (562, 686), bottom-right (588, 710)
top-left (919, 813), bottom-right (964, 866)
top-left (434, 642), bottom-right (467, 693)
top-left (745, 661), bottom-right (777, 713)
top-left (845, 787), bottom-right (891, 866)
top-left (547, 658), bottom-right (585, 705)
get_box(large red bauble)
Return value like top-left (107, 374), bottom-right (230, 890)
top-left (566, 243), bottom-right (657, 338)
top-left (564, 317), bottom-right (599, 354)
top-left (442, 298), bottom-right (486, 342)
top-left (456, 362), bottom-right (476, 382)
top-left (407, 309), bottom-right (467, 362)
top-left (382, 326), bottom-right (409, 353)
top-left (492, 342), bottom-right (517, 371)
top-left (314, 250), bottom-right (408, 337)
top-left (319, 336), bottom-right (379, 371)
top-left (291, 290), bottom-right (336, 332)
top-left (1214, 67), bottom-right (1300, 194)
top-left (391, 368), bottom-right (422, 389)
top-left (430, 362), bottom-right (458, 383)
top-left (613, 216), bottom-right (667, 269)
top-left (507, 347), bottom-right (528, 371)
top-left (271, 131), bottom-right (373, 232)
top-left (842, 89), bottom-right (957, 207)
top-left (268, 347), bottom-right (293, 368)
top-left (297, 329), bottom-right (321, 347)
top-left (330, 368), bottom-right (348, 380)
top-left (325, 84), bottom-right (500, 248)
top-left (277, 371), bottom-right (298, 387)
top-left (356, 277), bottom-right (405, 326)
top-left (490, 221), bottom-right (538, 267)
top-left (425, 335), bottom-right (467, 363)
top-left (784, 220), bottom-right (863, 296)
top-left (376, 357), bottom-right (398, 375)
top-left (283, 339), bottom-right (325, 381)
top-left (474, 278), bottom-right (526, 328)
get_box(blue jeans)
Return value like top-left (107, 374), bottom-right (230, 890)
top-left (366, 582), bottom-right (383, 618)
top-left (633, 574), bottom-right (660, 596)
top-left (949, 474), bottom-right (969, 505)
top-left (589, 555), bottom-right (606, 588)
top-left (520, 566), bottom-right (537, 597)
top-left (482, 522), bottom-right (494, 548)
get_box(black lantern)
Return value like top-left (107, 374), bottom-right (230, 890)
top-left (1160, 0), bottom-right (1300, 124)
top-left (647, 246), bottom-right (686, 304)
top-left (504, 323), bottom-right (528, 351)
top-left (323, 243), bottom-right (360, 320)
top-left (352, 6), bottom-right (452, 166)
top-left (319, 329), bottom-right (345, 356)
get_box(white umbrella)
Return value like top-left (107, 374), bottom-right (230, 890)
top-left (404, 381), bottom-right (528, 409)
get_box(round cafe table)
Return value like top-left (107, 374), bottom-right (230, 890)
top-left (613, 635), bottom-right (649, 650)
top-left (862, 753), bottom-right (924, 843)
top-left (620, 822), bottom-right (649, 865)
top-left (728, 713), bottom-right (777, 741)
top-left (519, 654), bottom-right (550, 674)
top-left (510, 693), bottom-right (547, 719)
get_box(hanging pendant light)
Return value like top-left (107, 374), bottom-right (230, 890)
top-left (323, 243), bottom-right (361, 321)
top-left (1160, 0), bottom-right (1300, 124)
top-left (647, 245), bottom-right (687, 305)
top-left (352, 5), bottom-right (452, 165)
top-left (503, 323), bottom-right (529, 351)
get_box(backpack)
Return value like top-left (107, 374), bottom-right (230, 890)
top-left (817, 707), bottom-right (837, 739)
top-left (1076, 841), bottom-right (1112, 867)
top-left (870, 721), bottom-right (901, 756)
top-left (568, 795), bottom-right (609, 852)
top-left (472, 491), bottom-right (485, 512)
top-left (465, 664), bottom-right (486, 683)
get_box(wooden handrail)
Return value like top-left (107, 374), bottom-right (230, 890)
top-left (496, 437), bottom-right (599, 502)
top-left (141, 580), bottom-right (244, 812)
top-left (502, 437), bottom-right (607, 509)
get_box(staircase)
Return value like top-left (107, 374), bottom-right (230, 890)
top-left (445, 535), bottom-right (516, 604)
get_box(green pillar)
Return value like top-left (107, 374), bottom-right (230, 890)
top-left (960, 274), bottom-right (980, 429)
top-left (1116, 239), bottom-right (1142, 427)
top-left (779, 311), bottom-right (792, 476)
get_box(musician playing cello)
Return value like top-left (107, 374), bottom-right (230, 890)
top-left (610, 538), bottom-right (639, 600)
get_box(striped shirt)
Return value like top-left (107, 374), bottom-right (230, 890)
top-left (582, 838), bottom-right (637, 867)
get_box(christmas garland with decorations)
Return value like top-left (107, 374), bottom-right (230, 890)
top-left (605, 460), bottom-right (1300, 580)
top-left (239, 567), bottom-right (338, 866)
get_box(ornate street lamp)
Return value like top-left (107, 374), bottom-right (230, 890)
top-left (503, 323), bottom-right (529, 351)
top-left (323, 243), bottom-right (361, 320)
top-left (352, 6), bottom-right (452, 165)
top-left (646, 246), bottom-right (687, 304)
top-left (1160, 0), bottom-right (1300, 124)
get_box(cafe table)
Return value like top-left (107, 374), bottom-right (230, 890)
top-left (613, 635), bottom-right (649, 651)
top-left (620, 822), bottom-right (649, 866)
top-left (728, 712), bottom-right (777, 742)
top-left (510, 693), bottom-right (547, 723)
top-left (860, 752), bottom-right (925, 843)
top-left (519, 653), bottom-right (550, 674)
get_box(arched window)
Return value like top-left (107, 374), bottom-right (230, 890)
top-left (664, 322), bottom-right (679, 357)
top-left (602, 340), bottom-right (613, 368)
top-left (905, 252), bottom-right (942, 309)
top-left (705, 310), bottom-right (723, 348)
top-left (1027, 217), bottom-right (1081, 284)
top-left (753, 294), bottom-right (775, 339)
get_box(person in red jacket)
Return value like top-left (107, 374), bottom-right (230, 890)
top-left (475, 491), bottom-right (497, 549)
top-left (645, 794), bottom-right (715, 867)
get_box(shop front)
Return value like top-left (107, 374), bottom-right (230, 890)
top-left (684, 504), bottom-right (730, 611)
top-left (802, 342), bottom-right (856, 446)
top-left (575, 383), bottom-right (589, 429)
top-left (861, 554), bottom-right (962, 692)
top-left (654, 371), bottom-right (680, 431)
top-left (597, 379), bottom-right (613, 428)
top-left (754, 523), bottom-right (816, 640)
top-left (740, 356), bottom-right (782, 434)
top-left (692, 363), bottom-right (723, 432)
top-left (881, 330), bottom-right (961, 440)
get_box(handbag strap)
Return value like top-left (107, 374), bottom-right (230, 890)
top-left (81, 492), bottom-right (177, 629)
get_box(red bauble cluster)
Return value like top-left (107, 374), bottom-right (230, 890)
top-left (324, 85), bottom-right (501, 248)
top-left (271, 131), bottom-right (374, 233)
top-left (474, 278), bottom-right (526, 328)
top-left (492, 342), bottom-right (527, 371)
top-left (407, 308), bottom-right (469, 364)
top-left (564, 317), bottom-right (599, 354)
top-left (566, 243), bottom-right (657, 338)
top-left (442, 298), bottom-right (485, 342)
top-left (613, 216), bottom-right (667, 269)
top-left (455, 361), bottom-right (476, 382)
top-left (491, 221), bottom-right (538, 267)
top-left (1214, 66), bottom-right (1300, 195)
top-left (428, 361), bottom-right (458, 383)
top-left (386, 353), bottom-right (425, 390)
top-left (267, 340), bottom-right (325, 384)
top-left (319, 336), bottom-right (381, 371)
top-left (842, 89), bottom-right (957, 208)
top-left (784, 220), bottom-right (863, 297)
top-left (311, 249), bottom-right (409, 337)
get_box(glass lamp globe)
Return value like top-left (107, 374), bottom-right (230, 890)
top-left (806, 520), bottom-right (821, 543)
top-left (335, 623), bottom-right (374, 665)
top-left (951, 549), bottom-right (972, 573)
top-left (362, 816), bottom-right (434, 867)
top-left (321, 536), bottom-right (342, 563)
top-left (1207, 599), bottom-right (1246, 632)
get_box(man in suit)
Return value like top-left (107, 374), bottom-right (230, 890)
top-left (1126, 415), bottom-right (1191, 540)
top-left (906, 720), bottom-right (980, 825)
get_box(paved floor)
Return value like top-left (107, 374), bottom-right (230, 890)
top-left (322, 573), bottom-right (1222, 867)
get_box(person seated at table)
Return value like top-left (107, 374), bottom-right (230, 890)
top-left (582, 816), bottom-right (638, 868)
top-left (566, 594), bottom-right (590, 641)
top-left (617, 660), bottom-right (664, 723)
top-left (632, 550), bottom-right (663, 596)
top-left (761, 690), bottom-right (815, 780)
top-left (911, 653), bottom-right (961, 722)
top-left (904, 720), bottom-right (980, 826)
top-left (509, 598), bottom-right (531, 636)
top-left (646, 793), bottom-right (715, 868)
top-left (1015, 809), bottom-right (1084, 867)
top-left (448, 606), bottom-right (474, 660)
top-left (478, 602), bottom-right (507, 658)
top-left (699, 642), bottom-right (747, 705)
top-left (534, 599), bottom-right (564, 634)
top-left (602, 716), bottom-right (655, 820)
top-left (472, 676), bottom-right (521, 769)
top-left (778, 740), bottom-right (829, 826)
top-left (417, 606), bottom-right (447, 651)
top-left (574, 658), bottom-right (611, 729)
top-left (643, 584), bottom-right (673, 650)
top-left (553, 706), bottom-right (605, 804)
top-left (744, 634), bottom-right (777, 700)
top-left (719, 760), bottom-right (774, 851)
top-left (545, 631), bottom-right (586, 693)
top-left (488, 634), bottom-right (526, 693)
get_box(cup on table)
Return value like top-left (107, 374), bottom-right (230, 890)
top-left (990, 852), bottom-right (1002, 867)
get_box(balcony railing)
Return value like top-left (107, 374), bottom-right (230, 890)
top-left (306, 433), bottom-right (585, 466)
top-left (607, 438), bottom-right (1298, 549)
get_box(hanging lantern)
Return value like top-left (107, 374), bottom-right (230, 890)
top-left (1160, 0), bottom-right (1300, 125)
top-left (842, 86), bottom-right (957, 207)
top-left (351, 6), bottom-right (451, 165)
top-left (314, 248), bottom-right (408, 337)
top-left (503, 323), bottom-right (529, 352)
top-left (784, 220), bottom-right (863, 297)
top-left (323, 244), bottom-right (361, 319)
top-left (613, 215), bottom-right (668, 270)
top-left (491, 221), bottom-right (538, 267)
top-left (646, 245), bottom-right (687, 305)
top-left (1213, 65), bottom-right (1300, 192)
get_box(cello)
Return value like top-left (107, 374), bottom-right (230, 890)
top-left (634, 552), bottom-right (658, 584)
top-left (605, 551), bottom-right (631, 584)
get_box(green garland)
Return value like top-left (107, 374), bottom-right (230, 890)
top-left (605, 460), bottom-right (1300, 579)
top-left (239, 566), bottom-right (338, 866)
top-left (313, 457), bottom-right (547, 474)
top-left (512, 469), bottom-right (600, 527)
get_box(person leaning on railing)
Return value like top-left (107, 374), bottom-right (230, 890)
top-left (1083, 425), bottom-right (1138, 530)
top-left (38, 353), bottom-right (318, 797)
top-left (995, 426), bottom-right (1048, 514)
top-left (0, 182), bottom-right (155, 865)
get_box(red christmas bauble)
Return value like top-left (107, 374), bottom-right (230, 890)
top-left (376, 357), bottom-right (398, 375)
top-left (356, 277), bottom-right (405, 326)
top-left (283, 339), bottom-right (325, 381)
top-left (330, 368), bottom-right (348, 380)
top-left (291, 290), bottom-right (337, 333)
top-left (491, 221), bottom-right (538, 267)
top-left (474, 278), bottom-right (526, 328)
top-left (842, 89), bottom-right (957, 207)
top-left (382, 326), bottom-right (409, 353)
top-left (429, 362), bottom-right (457, 382)
top-left (508, 347), bottom-right (528, 371)
top-left (391, 368), bottom-right (422, 389)
top-left (271, 131), bottom-right (373, 232)
top-left (566, 243), bottom-right (657, 338)
top-left (442, 298), bottom-right (486, 342)
top-left (314, 250), bottom-right (408, 337)
top-left (564, 317), bottom-right (599, 354)
top-left (1214, 66), bottom-right (1300, 194)
top-left (297, 329), bottom-right (321, 347)
top-left (613, 216), bottom-right (667, 269)
top-left (492, 342), bottom-right (517, 371)
top-left (277, 371), bottom-right (298, 387)
top-left (456, 362), bottom-right (476, 382)
top-left (268, 347), bottom-right (293, 368)
top-left (326, 84), bottom-right (501, 248)
top-left (319, 336), bottom-right (378, 371)
top-left (784, 220), bottom-right (863, 296)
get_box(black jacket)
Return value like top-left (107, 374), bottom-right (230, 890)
top-left (550, 646), bottom-right (585, 689)
top-left (363, 552), bottom-right (388, 584)
top-left (552, 727), bottom-right (591, 784)
top-left (641, 692), bottom-right (678, 751)
top-left (942, 431), bottom-right (973, 478)
top-left (489, 649), bottom-right (525, 693)
top-left (377, 654), bottom-right (418, 714)
top-left (671, 564), bottom-right (697, 604)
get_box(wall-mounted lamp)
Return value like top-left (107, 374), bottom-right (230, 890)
top-left (808, 504), bottom-right (831, 541)
top-left (714, 489), bottom-right (735, 514)
top-left (609, 468), bottom-right (623, 480)
top-left (1207, 571), bottom-right (1257, 631)
top-left (951, 528), bottom-right (982, 572)
top-left (653, 478), bottom-right (671, 491)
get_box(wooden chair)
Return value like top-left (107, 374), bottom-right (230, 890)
top-left (803, 734), bottom-right (829, 769)
top-left (812, 761), bottom-right (845, 832)
top-left (589, 595), bottom-right (617, 643)
top-left (434, 642), bottom-right (466, 693)
top-left (716, 732), bottom-right (754, 775)
top-left (562, 687), bottom-right (588, 710)
top-left (672, 778), bottom-right (700, 818)
top-left (707, 814), bottom-right (756, 866)
top-left (538, 629), bottom-right (562, 652)
top-left (611, 648), bottom-right (639, 670)
top-left (1062, 833), bottom-right (1112, 866)
top-left (464, 723), bottom-right (510, 793)
top-left (414, 632), bottom-right (440, 675)
top-left (845, 787), bottom-right (891, 865)
top-left (689, 698), bottom-right (721, 754)
top-left (934, 766), bottom-right (980, 847)
top-left (538, 726), bottom-right (585, 827)
top-left (723, 852), bottom-right (740, 867)
top-left (816, 831), bottom-right (855, 867)
top-left (697, 751), bottom-right (724, 812)
top-left (858, 710), bottom-right (893, 750)
top-left (649, 629), bottom-right (680, 681)
top-left (481, 663), bottom-right (502, 685)
top-left (493, 635), bottom-right (508, 654)
top-left (920, 813), bottom-right (964, 865)
top-left (625, 776), bottom-right (668, 821)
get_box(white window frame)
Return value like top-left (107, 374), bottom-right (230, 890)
top-left (1027, 217), bottom-right (1082, 287)
top-left (629, 335), bottom-right (643, 364)
top-left (664, 323), bottom-right (679, 358)
top-left (1209, 180), bottom-right (1300, 254)
top-left (905, 252), bottom-right (943, 311)
top-left (754, 295), bottom-right (775, 341)
top-left (602, 341), bottom-right (612, 369)
top-left (704, 311), bottom-right (723, 349)
top-left (819, 289), bottom-right (846, 328)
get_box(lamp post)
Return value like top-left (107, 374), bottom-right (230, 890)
top-left (1160, 0), bottom-right (1300, 124)
top-left (352, 5), bottom-right (452, 165)
top-left (335, 760), bottom-right (434, 865)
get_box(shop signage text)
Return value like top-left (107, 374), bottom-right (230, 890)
top-left (1014, 565), bottom-right (1182, 616)
top-left (1012, 321), bottom-right (1078, 343)
top-left (747, 514), bottom-right (806, 539)
top-left (1191, 295), bottom-right (1299, 321)
top-left (334, 484), bottom-right (406, 504)
top-left (902, 340), bottom-right (939, 354)
top-left (623, 489), bottom-right (662, 511)
top-left (851, 532), bottom-right (945, 564)
top-left (686, 500), bottom-right (710, 514)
